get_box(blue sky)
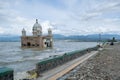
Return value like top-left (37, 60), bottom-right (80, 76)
top-left (0, 0), bottom-right (120, 36)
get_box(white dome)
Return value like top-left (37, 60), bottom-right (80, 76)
top-left (33, 19), bottom-right (42, 31)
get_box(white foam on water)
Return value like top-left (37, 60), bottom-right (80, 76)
top-left (14, 71), bottom-right (29, 80)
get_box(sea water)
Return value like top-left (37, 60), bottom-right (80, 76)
top-left (0, 40), bottom-right (98, 79)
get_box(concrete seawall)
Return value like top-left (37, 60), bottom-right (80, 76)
top-left (36, 46), bottom-right (100, 80)
top-left (36, 46), bottom-right (99, 75)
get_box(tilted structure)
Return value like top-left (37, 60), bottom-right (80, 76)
top-left (21, 19), bottom-right (53, 49)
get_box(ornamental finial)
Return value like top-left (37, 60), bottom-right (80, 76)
top-left (36, 19), bottom-right (38, 23)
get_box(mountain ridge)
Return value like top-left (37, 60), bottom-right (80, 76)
top-left (0, 34), bottom-right (119, 42)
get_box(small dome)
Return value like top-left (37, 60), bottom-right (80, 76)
top-left (48, 28), bottom-right (52, 31)
top-left (22, 28), bottom-right (26, 31)
top-left (33, 19), bottom-right (42, 31)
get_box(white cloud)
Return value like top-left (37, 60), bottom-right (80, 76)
top-left (0, 27), bottom-right (4, 34)
top-left (0, 0), bottom-right (120, 36)
top-left (41, 20), bottom-right (54, 34)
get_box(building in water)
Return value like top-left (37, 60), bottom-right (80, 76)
top-left (21, 19), bottom-right (53, 49)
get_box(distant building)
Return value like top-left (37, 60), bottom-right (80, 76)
top-left (21, 19), bottom-right (53, 49)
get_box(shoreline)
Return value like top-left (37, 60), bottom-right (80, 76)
top-left (15, 45), bottom-right (99, 80)
top-left (6, 42), bottom-right (98, 80)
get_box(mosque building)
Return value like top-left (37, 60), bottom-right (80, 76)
top-left (21, 19), bottom-right (53, 49)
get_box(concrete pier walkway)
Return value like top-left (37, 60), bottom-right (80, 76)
top-left (37, 50), bottom-right (98, 80)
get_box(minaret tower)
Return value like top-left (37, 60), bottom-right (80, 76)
top-left (22, 28), bottom-right (26, 36)
top-left (48, 28), bottom-right (52, 36)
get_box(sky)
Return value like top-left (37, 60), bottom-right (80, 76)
top-left (0, 0), bottom-right (120, 36)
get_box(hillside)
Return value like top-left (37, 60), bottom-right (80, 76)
top-left (0, 34), bottom-right (119, 42)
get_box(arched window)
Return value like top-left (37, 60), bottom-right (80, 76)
top-left (27, 42), bottom-right (31, 46)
